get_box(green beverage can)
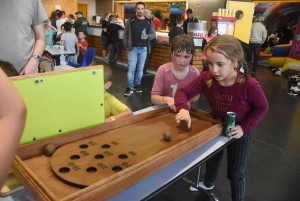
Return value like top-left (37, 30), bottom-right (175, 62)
top-left (222, 112), bottom-right (236, 137)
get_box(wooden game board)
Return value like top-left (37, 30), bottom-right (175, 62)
top-left (13, 107), bottom-right (223, 201)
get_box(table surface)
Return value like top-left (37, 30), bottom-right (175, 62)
top-left (53, 65), bottom-right (74, 71)
top-left (0, 106), bottom-right (230, 201)
top-left (45, 46), bottom-right (76, 56)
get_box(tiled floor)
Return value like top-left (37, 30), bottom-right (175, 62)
top-left (1, 60), bottom-right (300, 201)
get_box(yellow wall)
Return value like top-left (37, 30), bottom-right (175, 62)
top-left (41, 0), bottom-right (77, 18)
top-left (227, 1), bottom-right (255, 44)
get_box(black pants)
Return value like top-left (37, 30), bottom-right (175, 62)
top-left (204, 131), bottom-right (253, 201)
top-left (249, 43), bottom-right (261, 73)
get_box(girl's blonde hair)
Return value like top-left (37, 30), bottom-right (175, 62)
top-left (171, 35), bottom-right (195, 65)
top-left (203, 35), bottom-right (249, 87)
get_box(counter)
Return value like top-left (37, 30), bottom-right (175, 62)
top-left (86, 26), bottom-right (203, 72)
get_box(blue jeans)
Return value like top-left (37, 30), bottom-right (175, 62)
top-left (109, 42), bottom-right (121, 64)
top-left (127, 46), bottom-right (147, 89)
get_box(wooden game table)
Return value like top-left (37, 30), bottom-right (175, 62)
top-left (8, 106), bottom-right (231, 201)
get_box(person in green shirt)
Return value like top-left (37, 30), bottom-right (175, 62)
top-left (90, 61), bottom-right (133, 122)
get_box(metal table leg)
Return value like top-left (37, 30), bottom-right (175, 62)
top-left (182, 165), bottom-right (219, 201)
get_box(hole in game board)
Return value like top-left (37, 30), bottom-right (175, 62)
top-left (79, 144), bottom-right (88, 149)
top-left (86, 167), bottom-right (97, 173)
top-left (118, 154), bottom-right (128, 159)
top-left (70, 155), bottom-right (80, 160)
top-left (94, 154), bottom-right (104, 159)
top-left (101, 144), bottom-right (111, 149)
top-left (112, 166), bottom-right (122, 172)
top-left (59, 167), bottom-right (70, 173)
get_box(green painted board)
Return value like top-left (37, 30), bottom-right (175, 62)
top-left (11, 67), bottom-right (105, 145)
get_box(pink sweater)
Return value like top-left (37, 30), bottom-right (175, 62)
top-left (174, 71), bottom-right (269, 133)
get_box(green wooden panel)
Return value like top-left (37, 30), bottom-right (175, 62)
top-left (12, 67), bottom-right (105, 145)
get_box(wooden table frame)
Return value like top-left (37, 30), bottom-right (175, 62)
top-left (12, 107), bottom-right (223, 201)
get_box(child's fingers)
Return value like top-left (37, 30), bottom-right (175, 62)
top-left (188, 119), bottom-right (191, 129)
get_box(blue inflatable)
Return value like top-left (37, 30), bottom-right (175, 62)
top-left (170, 8), bottom-right (184, 15)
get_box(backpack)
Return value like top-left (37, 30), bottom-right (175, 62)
top-left (39, 51), bottom-right (55, 73)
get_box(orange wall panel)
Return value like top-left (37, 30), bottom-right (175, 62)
top-left (41, 0), bottom-right (77, 18)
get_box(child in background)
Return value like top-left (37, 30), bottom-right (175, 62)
top-left (168, 16), bottom-right (185, 46)
top-left (174, 35), bottom-right (268, 201)
top-left (77, 30), bottom-right (88, 63)
top-left (61, 22), bottom-right (79, 63)
top-left (107, 15), bottom-right (122, 66)
top-left (151, 35), bottom-right (200, 112)
top-left (44, 23), bottom-right (57, 46)
top-left (56, 24), bottom-right (65, 45)
top-left (201, 26), bottom-right (218, 71)
top-left (0, 66), bottom-right (26, 188)
top-left (89, 61), bottom-right (133, 122)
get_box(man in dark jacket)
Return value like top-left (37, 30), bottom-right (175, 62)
top-left (123, 1), bottom-right (156, 97)
top-left (73, 11), bottom-right (89, 36)
top-left (183, 8), bottom-right (198, 34)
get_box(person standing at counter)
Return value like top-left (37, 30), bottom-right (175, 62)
top-left (152, 12), bottom-right (162, 31)
top-left (0, 0), bottom-right (47, 75)
top-left (249, 15), bottom-right (266, 77)
top-left (56, 11), bottom-right (68, 39)
top-left (123, 1), bottom-right (156, 97)
top-left (142, 9), bottom-right (156, 77)
top-left (101, 12), bottom-right (111, 62)
top-left (73, 11), bottom-right (89, 37)
top-left (107, 15), bottom-right (122, 66)
top-left (183, 8), bottom-right (198, 34)
top-left (168, 16), bottom-right (185, 46)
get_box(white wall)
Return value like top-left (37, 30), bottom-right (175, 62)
top-left (78, 0), bottom-right (96, 23)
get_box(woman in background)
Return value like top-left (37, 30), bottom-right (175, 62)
top-left (68, 14), bottom-right (76, 24)
top-left (201, 26), bottom-right (218, 71)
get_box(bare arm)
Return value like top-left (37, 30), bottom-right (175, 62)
top-left (76, 42), bottom-right (79, 56)
top-left (48, 24), bottom-right (57, 32)
top-left (151, 95), bottom-right (176, 111)
top-left (20, 23), bottom-right (45, 75)
top-left (187, 94), bottom-right (200, 104)
top-left (105, 108), bottom-right (133, 123)
top-left (0, 70), bottom-right (27, 188)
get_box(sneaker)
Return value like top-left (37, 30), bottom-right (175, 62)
top-left (291, 86), bottom-right (300, 92)
top-left (143, 72), bottom-right (151, 76)
top-left (104, 56), bottom-right (109, 63)
top-left (124, 87), bottom-right (133, 97)
top-left (133, 85), bottom-right (142, 93)
top-left (287, 90), bottom-right (298, 96)
top-left (189, 182), bottom-right (214, 191)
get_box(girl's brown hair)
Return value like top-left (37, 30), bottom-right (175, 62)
top-left (207, 26), bottom-right (218, 37)
top-left (203, 35), bottom-right (249, 86)
top-left (171, 35), bottom-right (195, 65)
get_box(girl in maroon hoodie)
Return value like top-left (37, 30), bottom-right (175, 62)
top-left (174, 35), bottom-right (268, 201)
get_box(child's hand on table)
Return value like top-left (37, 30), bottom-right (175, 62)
top-left (175, 109), bottom-right (191, 128)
